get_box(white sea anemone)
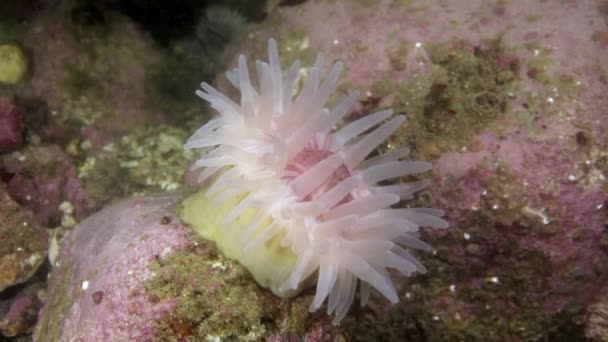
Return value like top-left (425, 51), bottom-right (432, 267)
top-left (184, 39), bottom-right (448, 324)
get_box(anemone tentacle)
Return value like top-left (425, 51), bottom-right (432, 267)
top-left (185, 38), bottom-right (448, 324)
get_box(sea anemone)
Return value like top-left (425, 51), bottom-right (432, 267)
top-left (183, 39), bottom-right (448, 324)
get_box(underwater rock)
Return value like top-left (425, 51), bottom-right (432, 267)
top-left (236, 0), bottom-right (608, 339)
top-left (0, 1), bottom-right (60, 19)
top-left (1, 144), bottom-right (87, 227)
top-left (0, 295), bottom-right (39, 337)
top-left (79, 125), bottom-right (194, 211)
top-left (0, 44), bottom-right (27, 85)
top-left (20, 0), bottom-right (608, 340)
top-left (21, 10), bottom-right (165, 141)
top-left (0, 269), bottom-right (46, 338)
top-left (0, 96), bottom-right (23, 153)
top-left (34, 195), bottom-right (345, 341)
top-left (1, 296), bottom-right (34, 336)
top-left (0, 183), bottom-right (47, 293)
top-left (33, 195), bottom-right (190, 341)
top-left (586, 285), bottom-right (608, 341)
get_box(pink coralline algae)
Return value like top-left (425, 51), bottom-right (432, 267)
top-left (239, 0), bottom-right (608, 339)
top-left (34, 196), bottom-right (191, 341)
top-left (1, 145), bottom-right (87, 227)
top-left (0, 96), bottom-right (23, 153)
top-left (34, 194), bottom-right (347, 341)
top-left (0, 296), bottom-right (37, 337)
top-left (432, 128), bottom-right (607, 312)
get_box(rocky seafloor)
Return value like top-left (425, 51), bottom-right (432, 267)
top-left (0, 0), bottom-right (607, 341)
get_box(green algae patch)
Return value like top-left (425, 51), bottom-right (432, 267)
top-left (355, 0), bottom-right (382, 8)
top-left (146, 247), bottom-right (271, 340)
top-left (32, 254), bottom-right (76, 342)
top-left (143, 234), bottom-right (318, 340)
top-left (390, 39), bottom-right (518, 158)
top-left (60, 12), bottom-right (161, 123)
top-left (173, 189), bottom-right (349, 338)
top-left (520, 40), bottom-right (584, 104)
top-left (0, 183), bottom-right (48, 292)
top-left (62, 64), bottom-right (100, 98)
top-left (79, 125), bottom-right (194, 210)
top-left (386, 39), bottom-right (410, 71)
top-left (376, 38), bottom-right (583, 161)
top-left (523, 41), bottom-right (556, 86)
top-left (0, 184), bottom-right (47, 259)
top-left (55, 95), bottom-right (111, 127)
top-left (282, 30), bottom-right (316, 66)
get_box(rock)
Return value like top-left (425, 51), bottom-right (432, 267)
top-left (34, 195), bottom-right (190, 341)
top-left (0, 271), bottom-right (46, 338)
top-left (235, 0), bottom-right (608, 340)
top-left (26, 0), bottom-right (608, 340)
top-left (0, 183), bottom-right (48, 293)
top-left (78, 125), bottom-right (193, 211)
top-left (0, 44), bottom-right (27, 85)
top-left (1, 144), bottom-right (88, 227)
top-left (1, 296), bottom-right (37, 337)
top-left (34, 195), bottom-right (344, 341)
top-left (0, 1), bottom-right (60, 19)
top-left (0, 96), bottom-right (23, 153)
top-left (586, 285), bottom-right (608, 341)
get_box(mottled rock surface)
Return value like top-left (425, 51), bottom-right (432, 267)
top-left (587, 285), bottom-right (608, 341)
top-left (0, 96), bottom-right (22, 153)
top-left (0, 183), bottom-right (47, 293)
top-left (234, 0), bottom-right (607, 340)
top-left (7, 0), bottom-right (608, 340)
top-left (33, 195), bottom-right (191, 341)
top-left (1, 144), bottom-right (87, 227)
top-left (34, 195), bottom-right (345, 341)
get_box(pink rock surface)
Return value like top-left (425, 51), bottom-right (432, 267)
top-left (34, 195), bottom-right (191, 341)
top-left (4, 297), bottom-right (33, 324)
top-left (0, 96), bottom-right (23, 153)
top-left (0, 296), bottom-right (37, 337)
top-left (234, 0), bottom-right (607, 339)
top-left (432, 127), bottom-right (607, 310)
top-left (1, 144), bottom-right (88, 226)
top-left (34, 194), bottom-right (344, 341)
